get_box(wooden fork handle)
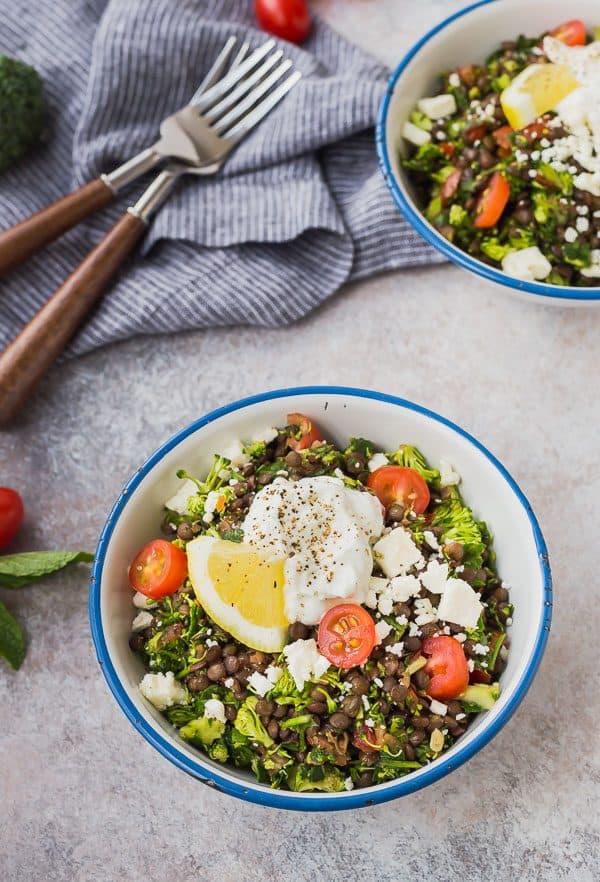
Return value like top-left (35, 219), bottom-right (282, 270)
top-left (0, 178), bottom-right (115, 276)
top-left (0, 211), bottom-right (145, 426)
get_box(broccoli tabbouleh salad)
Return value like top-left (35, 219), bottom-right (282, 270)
top-left (401, 19), bottom-right (600, 286)
top-left (128, 414), bottom-right (512, 793)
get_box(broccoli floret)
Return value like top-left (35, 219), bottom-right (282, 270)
top-left (207, 738), bottom-right (229, 763)
top-left (0, 56), bottom-right (44, 174)
top-left (286, 763), bottom-right (346, 793)
top-left (387, 444), bottom-right (440, 486)
top-left (226, 728), bottom-right (254, 768)
top-left (429, 498), bottom-right (486, 568)
top-left (233, 695), bottom-right (273, 748)
top-left (179, 716), bottom-right (225, 746)
top-left (243, 440), bottom-right (268, 460)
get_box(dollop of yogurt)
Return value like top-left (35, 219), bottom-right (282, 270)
top-left (243, 476), bottom-right (384, 625)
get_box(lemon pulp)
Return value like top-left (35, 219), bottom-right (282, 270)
top-left (501, 63), bottom-right (580, 130)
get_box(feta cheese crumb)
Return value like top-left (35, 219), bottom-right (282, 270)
top-left (282, 639), bottom-right (330, 691)
top-left (408, 621), bottom-right (421, 638)
top-left (417, 93), bottom-right (457, 119)
top-left (374, 619), bottom-right (393, 644)
top-left (224, 677), bottom-right (235, 688)
top-left (429, 698), bottom-right (448, 716)
top-left (467, 659), bottom-right (475, 673)
top-left (414, 597), bottom-right (439, 625)
top-left (247, 671), bottom-right (273, 697)
top-left (389, 574), bottom-right (421, 603)
top-left (455, 712), bottom-right (466, 721)
top-left (439, 458), bottom-right (460, 487)
top-left (139, 671), bottom-right (187, 711)
top-left (373, 527), bottom-right (424, 578)
top-left (448, 72), bottom-right (460, 87)
top-left (436, 578), bottom-right (484, 629)
top-left (576, 216), bottom-right (590, 233)
top-left (402, 121), bottom-right (431, 146)
top-left (368, 452), bottom-right (389, 472)
top-left (423, 530), bottom-right (440, 551)
top-left (206, 638), bottom-right (218, 648)
top-left (165, 478), bottom-right (198, 515)
top-left (421, 559), bottom-right (450, 594)
top-left (253, 426), bottom-right (278, 445)
top-left (133, 591), bottom-right (157, 609)
top-left (344, 776), bottom-right (354, 791)
top-left (473, 642), bottom-right (489, 656)
top-left (361, 695), bottom-right (370, 711)
top-left (131, 610), bottom-right (153, 632)
top-left (373, 677), bottom-right (384, 688)
top-left (387, 642), bottom-right (404, 657)
top-left (564, 226), bottom-right (578, 243)
top-left (454, 632), bottom-right (467, 643)
top-left (365, 718), bottom-right (375, 728)
top-left (204, 698), bottom-right (226, 724)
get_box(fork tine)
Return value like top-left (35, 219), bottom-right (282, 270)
top-left (189, 36), bottom-right (238, 105)
top-left (204, 50), bottom-right (284, 123)
top-left (222, 71), bottom-right (302, 143)
top-left (194, 40), bottom-right (276, 110)
top-left (230, 41), bottom-right (251, 69)
top-left (213, 60), bottom-right (294, 134)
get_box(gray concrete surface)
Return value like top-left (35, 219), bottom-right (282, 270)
top-left (2, 2), bottom-right (599, 880)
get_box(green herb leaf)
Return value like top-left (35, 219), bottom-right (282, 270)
top-left (0, 600), bottom-right (26, 669)
top-left (0, 550), bottom-right (94, 588)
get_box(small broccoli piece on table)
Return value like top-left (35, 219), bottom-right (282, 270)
top-left (0, 55), bottom-right (45, 174)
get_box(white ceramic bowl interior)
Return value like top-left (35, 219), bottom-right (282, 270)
top-left (378, 0), bottom-right (600, 306)
top-left (90, 387), bottom-right (551, 810)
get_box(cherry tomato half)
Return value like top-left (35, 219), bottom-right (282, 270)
top-left (255, 0), bottom-right (311, 45)
top-left (549, 19), bottom-right (587, 46)
top-left (128, 539), bottom-right (188, 600)
top-left (318, 602), bottom-right (376, 669)
top-left (492, 125), bottom-right (513, 157)
top-left (423, 636), bottom-right (469, 701)
top-left (0, 487), bottom-right (24, 550)
top-left (474, 172), bottom-right (510, 229)
top-left (439, 142), bottom-right (455, 158)
top-left (367, 466), bottom-right (430, 514)
top-left (287, 412), bottom-right (325, 450)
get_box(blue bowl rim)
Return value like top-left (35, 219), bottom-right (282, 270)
top-left (90, 385), bottom-right (552, 812)
top-left (375, 0), bottom-right (600, 302)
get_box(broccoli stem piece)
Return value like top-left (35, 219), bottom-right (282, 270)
top-left (0, 56), bottom-right (45, 174)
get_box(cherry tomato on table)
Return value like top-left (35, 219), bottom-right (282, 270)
top-left (422, 635), bottom-right (469, 701)
top-left (255, 0), bottom-right (311, 45)
top-left (287, 412), bottom-right (325, 450)
top-left (318, 602), bottom-right (376, 669)
top-left (128, 539), bottom-right (188, 600)
top-left (548, 19), bottom-right (587, 47)
top-left (474, 172), bottom-right (510, 229)
top-left (0, 487), bottom-right (24, 550)
top-left (367, 466), bottom-right (430, 514)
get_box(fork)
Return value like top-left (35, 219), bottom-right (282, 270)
top-left (0, 39), bottom-right (300, 425)
top-left (0, 37), bottom-right (286, 276)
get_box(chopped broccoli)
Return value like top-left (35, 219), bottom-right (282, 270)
top-left (402, 142), bottom-right (447, 174)
top-left (0, 55), bottom-right (45, 174)
top-left (371, 754), bottom-right (422, 783)
top-left (279, 714), bottom-right (314, 733)
top-left (429, 498), bottom-right (486, 569)
top-left (243, 440), bottom-right (268, 459)
top-left (179, 716), bottom-right (225, 746)
top-left (207, 739), bottom-right (229, 763)
top-left (233, 695), bottom-right (274, 748)
top-left (449, 204), bottom-right (468, 227)
top-left (387, 444), bottom-right (440, 486)
top-left (226, 728), bottom-right (254, 768)
top-left (286, 763), bottom-right (346, 793)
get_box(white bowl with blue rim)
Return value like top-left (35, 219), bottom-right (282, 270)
top-left (89, 387), bottom-right (552, 811)
top-left (376, 0), bottom-right (600, 307)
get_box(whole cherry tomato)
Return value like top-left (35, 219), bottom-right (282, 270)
top-left (0, 487), bottom-right (24, 550)
top-left (255, 0), bottom-right (311, 45)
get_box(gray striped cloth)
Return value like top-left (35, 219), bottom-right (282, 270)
top-left (0, 0), bottom-right (441, 356)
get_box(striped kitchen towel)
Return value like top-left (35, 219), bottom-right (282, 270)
top-left (0, 0), bottom-right (441, 355)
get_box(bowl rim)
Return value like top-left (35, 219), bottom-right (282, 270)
top-left (375, 0), bottom-right (600, 302)
top-left (89, 385), bottom-right (552, 811)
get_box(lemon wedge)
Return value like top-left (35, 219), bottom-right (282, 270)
top-left (187, 536), bottom-right (289, 652)
top-left (500, 63), bottom-right (580, 130)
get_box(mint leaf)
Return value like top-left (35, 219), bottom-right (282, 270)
top-left (0, 550), bottom-right (94, 588)
top-left (0, 600), bottom-right (26, 669)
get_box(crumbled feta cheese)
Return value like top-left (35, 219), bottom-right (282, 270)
top-left (362, 695), bottom-right (370, 711)
top-left (429, 698), bottom-right (448, 716)
top-left (373, 527), bottom-right (424, 578)
top-left (366, 576), bottom-right (388, 609)
top-left (436, 578), bottom-right (484, 629)
top-left (139, 671), bottom-right (187, 711)
top-left (365, 718), bottom-right (375, 728)
top-left (454, 632), bottom-right (467, 643)
top-left (448, 72), bottom-right (460, 87)
top-left (344, 776), bottom-right (354, 791)
top-left (165, 478), bottom-right (198, 515)
top-left (377, 593), bottom-right (394, 616)
top-left (206, 638), bottom-right (218, 648)
top-left (472, 642), bottom-right (489, 656)
top-left (132, 591), bottom-right (157, 609)
top-left (204, 698), bottom-right (226, 724)
top-left (264, 664), bottom-right (283, 686)
top-left (373, 677), bottom-right (384, 688)
top-left (417, 93), bottom-right (457, 119)
top-left (395, 614), bottom-right (408, 626)
top-left (402, 121), bottom-right (431, 146)
top-left (467, 659), bottom-right (475, 673)
top-left (389, 574), bottom-right (421, 603)
top-left (247, 671), bottom-right (274, 697)
top-left (253, 426), bottom-right (278, 445)
top-left (374, 619), bottom-right (393, 644)
top-left (501, 246), bottom-right (552, 281)
top-left (576, 204), bottom-right (589, 215)
top-left (423, 530), bottom-right (440, 551)
top-left (224, 677), bottom-right (235, 688)
top-left (282, 639), bottom-right (330, 691)
top-left (576, 216), bottom-right (590, 233)
top-left (414, 597), bottom-right (439, 626)
top-left (387, 642), bottom-right (404, 657)
top-left (368, 452), bottom-right (389, 472)
top-left (202, 489), bottom-right (224, 524)
top-left (220, 439), bottom-right (251, 467)
top-left (408, 621), bottom-right (421, 637)
top-left (420, 559), bottom-right (450, 595)
top-left (455, 712), bottom-right (466, 721)
top-left (565, 224), bottom-right (579, 243)
top-left (439, 458), bottom-right (460, 487)
top-left (131, 610), bottom-right (153, 632)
